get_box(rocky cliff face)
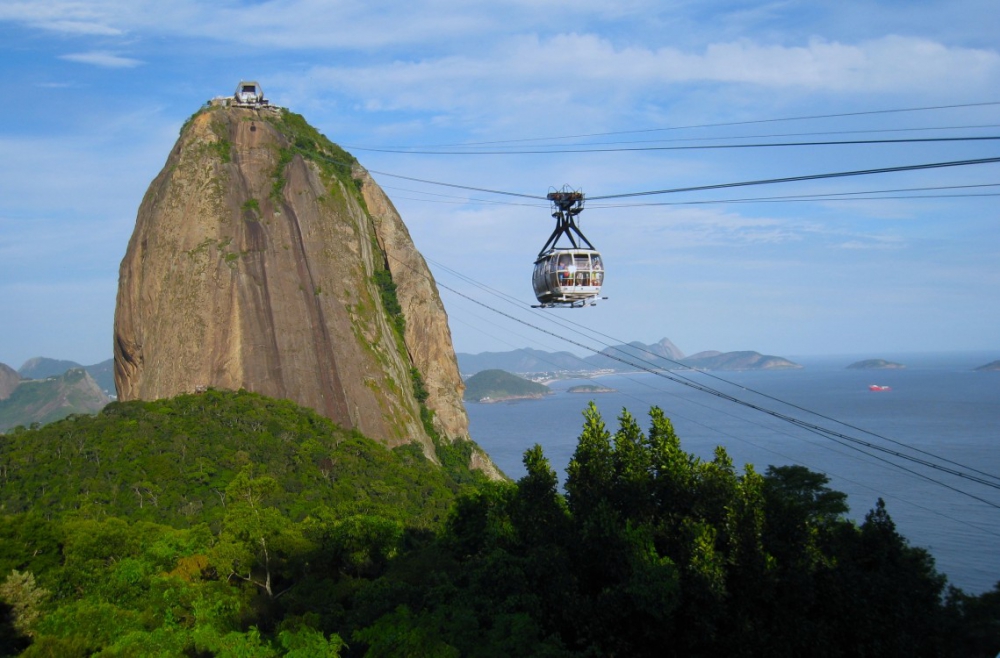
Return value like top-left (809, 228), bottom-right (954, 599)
top-left (114, 105), bottom-right (479, 466)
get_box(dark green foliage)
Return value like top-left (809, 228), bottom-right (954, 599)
top-left (208, 120), bottom-right (232, 164)
top-left (242, 198), bottom-right (261, 219)
top-left (431, 436), bottom-right (492, 490)
top-left (265, 110), bottom-right (358, 195)
top-left (0, 389), bottom-right (468, 528)
top-left (1, 393), bottom-right (995, 656)
top-left (0, 389), bottom-right (493, 656)
top-left (211, 138), bottom-right (232, 164)
top-left (270, 147), bottom-right (295, 201)
top-left (373, 268), bottom-right (405, 339)
top-left (944, 582), bottom-right (1000, 657)
top-left (347, 403), bottom-right (987, 658)
top-left (764, 464), bottom-right (849, 522)
top-left (410, 368), bottom-right (428, 404)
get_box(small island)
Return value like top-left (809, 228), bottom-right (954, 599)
top-left (463, 369), bottom-right (552, 403)
top-left (681, 351), bottom-right (800, 371)
top-left (847, 359), bottom-right (905, 370)
top-left (975, 360), bottom-right (1000, 372)
top-left (567, 384), bottom-right (617, 394)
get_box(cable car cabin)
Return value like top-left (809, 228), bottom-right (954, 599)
top-left (533, 248), bottom-right (604, 306)
top-left (532, 187), bottom-right (605, 307)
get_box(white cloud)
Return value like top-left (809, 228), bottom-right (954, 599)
top-left (837, 237), bottom-right (905, 250)
top-left (300, 33), bottom-right (1000, 118)
top-left (35, 19), bottom-right (122, 35)
top-left (0, 1), bottom-right (123, 35)
top-left (59, 51), bottom-right (143, 68)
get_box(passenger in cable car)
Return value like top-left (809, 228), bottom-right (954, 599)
top-left (557, 254), bottom-right (573, 286)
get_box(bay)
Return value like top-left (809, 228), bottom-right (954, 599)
top-left (466, 351), bottom-right (1000, 595)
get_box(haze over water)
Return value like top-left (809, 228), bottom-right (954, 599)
top-left (467, 351), bottom-right (1000, 595)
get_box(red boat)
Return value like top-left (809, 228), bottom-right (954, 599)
top-left (869, 384), bottom-right (891, 391)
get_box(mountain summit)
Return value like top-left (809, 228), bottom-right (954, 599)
top-left (114, 100), bottom-right (472, 462)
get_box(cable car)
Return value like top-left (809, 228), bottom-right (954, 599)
top-left (532, 188), bottom-right (605, 308)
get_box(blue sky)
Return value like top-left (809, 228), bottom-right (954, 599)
top-left (1, 0), bottom-right (998, 368)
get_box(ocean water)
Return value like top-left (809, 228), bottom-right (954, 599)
top-left (466, 351), bottom-right (1000, 595)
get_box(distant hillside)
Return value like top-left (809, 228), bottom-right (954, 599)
top-left (583, 337), bottom-right (685, 371)
top-left (0, 368), bottom-right (110, 432)
top-left (463, 369), bottom-right (552, 402)
top-left (975, 360), bottom-right (1000, 372)
top-left (11, 356), bottom-right (117, 398)
top-left (457, 348), bottom-right (588, 375)
top-left (681, 351), bottom-right (801, 371)
top-left (458, 338), bottom-right (685, 375)
top-left (83, 358), bottom-right (116, 396)
top-left (458, 339), bottom-right (798, 375)
top-left (18, 356), bottom-right (82, 379)
top-left (847, 359), bottom-right (905, 370)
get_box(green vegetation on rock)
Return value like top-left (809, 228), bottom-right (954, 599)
top-left (266, 109), bottom-right (359, 196)
top-left (373, 268), bottom-right (405, 339)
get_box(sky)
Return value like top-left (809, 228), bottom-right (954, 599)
top-left (1, 0), bottom-right (999, 368)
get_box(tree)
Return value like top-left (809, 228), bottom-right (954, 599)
top-left (564, 402), bottom-right (613, 517)
top-left (764, 465), bottom-right (848, 523)
top-left (214, 466), bottom-right (309, 598)
top-left (610, 409), bottom-right (653, 520)
top-left (509, 444), bottom-right (570, 548)
top-left (0, 570), bottom-right (47, 654)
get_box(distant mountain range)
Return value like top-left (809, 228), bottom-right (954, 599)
top-left (457, 338), bottom-right (800, 376)
top-left (0, 366), bottom-right (110, 432)
top-left (17, 357), bottom-right (116, 396)
top-left (0, 357), bottom-right (115, 432)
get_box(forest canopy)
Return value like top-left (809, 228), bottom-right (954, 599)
top-left (0, 391), bottom-right (997, 657)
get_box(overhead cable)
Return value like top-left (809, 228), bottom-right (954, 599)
top-left (383, 182), bottom-right (1000, 209)
top-left (351, 123), bottom-right (1000, 151)
top-left (397, 100), bottom-right (1000, 148)
top-left (347, 135), bottom-right (1000, 156)
top-left (370, 156), bottom-right (1000, 203)
top-left (367, 168), bottom-right (547, 200)
top-left (586, 156), bottom-right (1000, 200)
